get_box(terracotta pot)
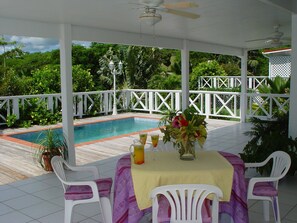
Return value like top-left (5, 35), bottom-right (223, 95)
top-left (42, 152), bottom-right (53, 171)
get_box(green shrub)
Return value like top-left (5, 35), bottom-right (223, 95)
top-left (6, 114), bottom-right (18, 127)
top-left (240, 113), bottom-right (297, 175)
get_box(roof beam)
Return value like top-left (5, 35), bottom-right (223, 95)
top-left (259, 0), bottom-right (297, 14)
top-left (0, 16), bottom-right (244, 57)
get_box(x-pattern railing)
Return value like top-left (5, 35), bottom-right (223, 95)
top-left (154, 92), bottom-right (173, 111)
top-left (130, 90), bottom-right (149, 111)
top-left (189, 92), bottom-right (204, 114)
top-left (213, 93), bottom-right (239, 117)
top-left (198, 76), bottom-right (274, 90)
top-left (0, 89), bottom-right (290, 125)
top-left (247, 93), bottom-right (290, 119)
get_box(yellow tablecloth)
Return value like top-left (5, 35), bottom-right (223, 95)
top-left (131, 151), bottom-right (234, 210)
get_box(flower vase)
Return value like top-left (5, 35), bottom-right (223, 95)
top-left (179, 141), bottom-right (196, 161)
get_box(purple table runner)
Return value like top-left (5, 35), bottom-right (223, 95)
top-left (113, 152), bottom-right (248, 223)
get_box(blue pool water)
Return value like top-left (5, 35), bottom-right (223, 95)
top-left (11, 117), bottom-right (159, 144)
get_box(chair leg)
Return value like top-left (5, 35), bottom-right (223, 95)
top-left (64, 200), bottom-right (74, 223)
top-left (100, 197), bottom-right (113, 223)
top-left (263, 201), bottom-right (270, 221)
top-left (272, 197), bottom-right (281, 223)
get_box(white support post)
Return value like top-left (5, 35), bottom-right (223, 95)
top-left (60, 24), bottom-right (76, 166)
top-left (181, 40), bottom-right (190, 111)
top-left (289, 14), bottom-right (297, 138)
top-left (240, 50), bottom-right (248, 123)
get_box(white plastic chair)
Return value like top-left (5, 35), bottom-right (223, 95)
top-left (245, 151), bottom-right (291, 223)
top-left (51, 156), bottom-right (113, 223)
top-left (151, 184), bottom-right (223, 223)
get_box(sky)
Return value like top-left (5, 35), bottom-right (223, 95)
top-left (0, 35), bottom-right (91, 54)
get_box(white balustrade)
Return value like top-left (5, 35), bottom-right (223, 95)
top-left (0, 89), bottom-right (290, 125)
top-left (198, 76), bottom-right (289, 90)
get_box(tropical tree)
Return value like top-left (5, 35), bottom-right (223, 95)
top-left (30, 64), bottom-right (95, 94)
top-left (0, 36), bottom-right (17, 68)
top-left (125, 46), bottom-right (162, 89)
top-left (5, 51), bottom-right (52, 77)
top-left (247, 50), bottom-right (269, 76)
top-left (148, 73), bottom-right (181, 90)
top-left (254, 76), bottom-right (290, 117)
top-left (258, 76), bottom-right (290, 94)
top-left (190, 60), bottom-right (227, 89)
top-left (72, 65), bottom-right (95, 92)
top-left (97, 45), bottom-right (125, 90)
top-left (0, 68), bottom-right (30, 96)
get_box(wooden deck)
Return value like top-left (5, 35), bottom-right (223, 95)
top-left (0, 113), bottom-right (161, 185)
top-left (0, 113), bottom-right (241, 185)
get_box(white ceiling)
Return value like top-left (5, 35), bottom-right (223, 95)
top-left (0, 0), bottom-right (293, 52)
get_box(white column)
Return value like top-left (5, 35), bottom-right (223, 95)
top-left (60, 24), bottom-right (76, 165)
top-left (240, 50), bottom-right (248, 123)
top-left (289, 14), bottom-right (297, 138)
top-left (181, 39), bottom-right (190, 111)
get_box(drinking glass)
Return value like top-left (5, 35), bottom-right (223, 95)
top-left (151, 134), bottom-right (159, 160)
top-left (139, 133), bottom-right (148, 145)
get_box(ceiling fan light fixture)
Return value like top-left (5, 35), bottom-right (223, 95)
top-left (139, 12), bottom-right (162, 26)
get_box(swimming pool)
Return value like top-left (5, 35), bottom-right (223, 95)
top-left (10, 117), bottom-right (159, 144)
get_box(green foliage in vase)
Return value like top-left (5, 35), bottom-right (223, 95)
top-left (160, 107), bottom-right (207, 158)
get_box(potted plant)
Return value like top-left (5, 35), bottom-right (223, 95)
top-left (34, 129), bottom-right (68, 171)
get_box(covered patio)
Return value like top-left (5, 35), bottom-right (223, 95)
top-left (1, 0), bottom-right (297, 166)
top-left (0, 116), bottom-right (297, 222)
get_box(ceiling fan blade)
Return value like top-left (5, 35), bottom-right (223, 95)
top-left (163, 2), bottom-right (198, 9)
top-left (164, 8), bottom-right (200, 19)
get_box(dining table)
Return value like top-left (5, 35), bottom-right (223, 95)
top-left (112, 150), bottom-right (248, 223)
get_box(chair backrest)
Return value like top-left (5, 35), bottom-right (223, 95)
top-left (151, 184), bottom-right (223, 223)
top-left (269, 151), bottom-right (291, 179)
top-left (51, 156), bottom-right (68, 191)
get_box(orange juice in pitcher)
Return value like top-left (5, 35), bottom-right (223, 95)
top-left (129, 140), bottom-right (144, 164)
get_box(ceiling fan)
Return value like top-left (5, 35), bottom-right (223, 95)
top-left (246, 25), bottom-right (291, 47)
top-left (136, 0), bottom-right (200, 26)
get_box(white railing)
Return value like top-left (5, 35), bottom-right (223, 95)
top-left (246, 93), bottom-right (290, 120)
top-left (198, 76), bottom-right (275, 90)
top-left (0, 89), bottom-right (290, 125)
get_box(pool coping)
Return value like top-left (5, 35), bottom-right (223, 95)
top-left (0, 114), bottom-right (161, 148)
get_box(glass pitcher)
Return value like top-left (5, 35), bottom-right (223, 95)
top-left (129, 140), bottom-right (145, 165)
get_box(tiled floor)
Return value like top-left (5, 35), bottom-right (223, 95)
top-left (0, 118), bottom-right (296, 223)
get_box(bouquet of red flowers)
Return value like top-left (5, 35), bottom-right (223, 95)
top-left (160, 107), bottom-right (207, 159)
